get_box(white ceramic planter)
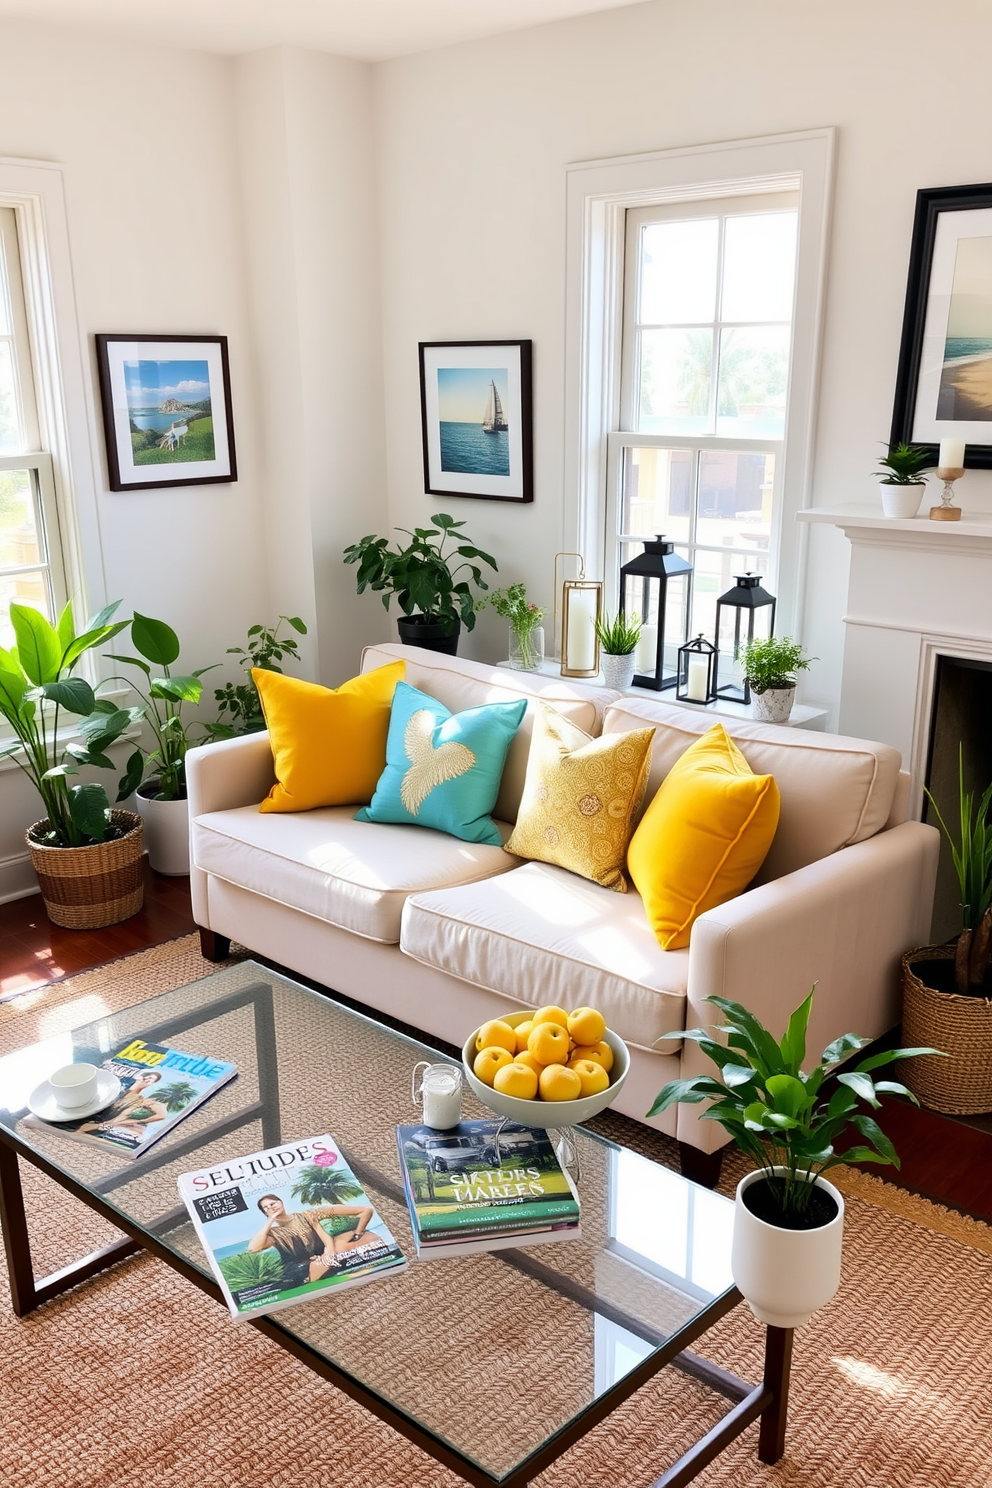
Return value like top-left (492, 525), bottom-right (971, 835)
top-left (750, 685), bottom-right (795, 724)
top-left (135, 783), bottom-right (191, 875)
top-left (731, 1167), bottom-right (845, 1328)
top-left (600, 652), bottom-right (636, 689)
top-left (879, 481), bottom-right (925, 519)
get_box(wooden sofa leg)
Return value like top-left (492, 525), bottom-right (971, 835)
top-left (678, 1142), bottom-right (724, 1189)
top-left (198, 927), bottom-right (231, 963)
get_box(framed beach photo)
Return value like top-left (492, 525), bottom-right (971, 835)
top-left (96, 334), bottom-right (238, 490)
top-left (891, 184), bottom-right (992, 468)
top-left (419, 340), bottom-right (533, 502)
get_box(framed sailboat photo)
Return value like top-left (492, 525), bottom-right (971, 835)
top-left (419, 340), bottom-right (533, 502)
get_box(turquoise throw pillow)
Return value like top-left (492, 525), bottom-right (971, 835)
top-left (355, 682), bottom-right (526, 846)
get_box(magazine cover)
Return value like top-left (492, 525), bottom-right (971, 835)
top-left (32, 1037), bottom-right (237, 1158)
top-left (397, 1120), bottom-right (580, 1241)
top-left (178, 1134), bottom-right (407, 1321)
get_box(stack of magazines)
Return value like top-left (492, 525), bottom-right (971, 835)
top-left (396, 1119), bottom-right (580, 1258)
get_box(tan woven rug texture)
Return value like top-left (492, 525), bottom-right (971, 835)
top-left (0, 934), bottom-right (989, 1488)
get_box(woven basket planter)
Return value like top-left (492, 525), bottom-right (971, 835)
top-left (901, 944), bottom-right (992, 1114)
top-left (26, 810), bottom-right (144, 930)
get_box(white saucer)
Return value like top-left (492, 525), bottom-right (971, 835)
top-left (28, 1070), bottom-right (122, 1123)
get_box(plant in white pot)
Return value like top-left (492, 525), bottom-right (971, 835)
top-left (876, 441), bottom-right (933, 519)
top-left (476, 583), bottom-right (547, 671)
top-left (739, 635), bottom-right (814, 723)
top-left (594, 611), bottom-right (642, 690)
top-left (648, 991), bottom-right (940, 1328)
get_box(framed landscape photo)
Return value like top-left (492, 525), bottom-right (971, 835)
top-left (96, 334), bottom-right (238, 490)
top-left (891, 183), bottom-right (992, 468)
top-left (419, 340), bottom-right (533, 502)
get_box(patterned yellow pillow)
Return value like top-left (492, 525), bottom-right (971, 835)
top-left (505, 705), bottom-right (655, 891)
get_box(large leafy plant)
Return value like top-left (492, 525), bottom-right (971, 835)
top-left (925, 744), bottom-right (992, 992)
top-left (203, 614), bottom-right (308, 742)
top-left (648, 991), bottom-right (940, 1223)
top-left (343, 513), bottom-right (497, 634)
top-left (109, 614), bottom-right (217, 801)
top-left (0, 599), bottom-right (144, 846)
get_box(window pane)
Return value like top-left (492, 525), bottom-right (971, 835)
top-left (0, 570), bottom-right (51, 649)
top-left (715, 326), bottom-right (790, 438)
top-left (0, 341), bottom-right (20, 452)
top-left (0, 468), bottom-right (42, 568)
top-left (695, 450), bottom-right (774, 551)
top-left (721, 212), bottom-right (797, 323)
top-left (639, 218), bottom-right (718, 325)
top-left (639, 329), bottom-right (713, 434)
top-left (620, 446), bottom-right (692, 546)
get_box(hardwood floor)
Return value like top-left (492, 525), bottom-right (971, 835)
top-left (1, 874), bottom-right (991, 1223)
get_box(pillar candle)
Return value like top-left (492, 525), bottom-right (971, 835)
top-left (687, 655), bottom-right (709, 702)
top-left (565, 588), bottom-right (597, 672)
top-left (634, 623), bottom-right (658, 673)
top-left (939, 438), bottom-right (965, 469)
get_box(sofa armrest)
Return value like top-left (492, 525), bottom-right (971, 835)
top-left (674, 820), bottom-right (940, 1153)
top-left (185, 734), bottom-right (277, 818)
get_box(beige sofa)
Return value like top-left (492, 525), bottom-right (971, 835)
top-left (186, 643), bottom-right (939, 1181)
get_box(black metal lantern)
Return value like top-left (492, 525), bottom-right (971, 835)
top-left (676, 633), bottom-right (716, 705)
top-left (618, 535), bottom-right (692, 691)
top-left (713, 573), bottom-right (777, 704)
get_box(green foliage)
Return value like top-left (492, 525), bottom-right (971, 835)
top-left (132, 416), bottom-right (215, 466)
top-left (203, 616), bottom-right (308, 742)
top-left (343, 513), bottom-right (497, 634)
top-left (594, 611), bottom-right (642, 656)
top-left (151, 1081), bottom-right (197, 1112)
top-left (290, 1164), bottom-right (364, 1208)
top-left (648, 990), bottom-right (942, 1223)
top-left (218, 1248), bottom-right (283, 1292)
top-left (924, 744), bottom-right (992, 990)
top-left (739, 634), bottom-right (815, 693)
top-left (476, 583), bottom-right (546, 635)
top-left (876, 441), bottom-right (933, 485)
top-left (0, 598), bottom-right (143, 847)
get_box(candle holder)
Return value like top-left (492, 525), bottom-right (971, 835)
top-left (930, 467), bottom-right (964, 522)
top-left (676, 634), bottom-right (716, 705)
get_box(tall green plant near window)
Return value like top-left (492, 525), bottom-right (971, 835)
top-left (925, 745), bottom-right (992, 991)
top-left (109, 614), bottom-right (217, 802)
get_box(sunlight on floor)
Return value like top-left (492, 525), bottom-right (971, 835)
top-left (833, 1356), bottom-right (911, 1401)
top-left (36, 994), bottom-right (110, 1038)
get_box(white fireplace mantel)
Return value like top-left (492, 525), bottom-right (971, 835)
top-left (798, 504), bottom-right (992, 554)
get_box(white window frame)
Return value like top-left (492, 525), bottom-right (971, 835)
top-left (564, 130), bottom-right (834, 641)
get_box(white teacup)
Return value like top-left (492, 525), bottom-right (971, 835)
top-left (49, 1062), bottom-right (99, 1110)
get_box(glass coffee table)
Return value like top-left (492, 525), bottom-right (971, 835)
top-left (0, 960), bottom-right (792, 1487)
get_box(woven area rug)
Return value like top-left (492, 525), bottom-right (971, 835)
top-left (0, 935), bottom-right (990, 1488)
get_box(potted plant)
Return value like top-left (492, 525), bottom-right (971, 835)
top-left (108, 614), bottom-right (218, 875)
top-left (343, 513), bottom-right (497, 654)
top-left (202, 615), bottom-right (309, 740)
top-left (902, 747), bottom-right (992, 1113)
top-left (648, 991), bottom-right (939, 1328)
top-left (477, 584), bottom-right (546, 671)
top-left (0, 599), bottom-right (146, 928)
top-left (594, 611), bottom-right (642, 689)
top-left (739, 635), bottom-right (815, 723)
top-left (876, 441), bottom-right (933, 519)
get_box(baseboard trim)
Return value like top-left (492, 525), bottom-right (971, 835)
top-left (0, 850), bottom-right (39, 904)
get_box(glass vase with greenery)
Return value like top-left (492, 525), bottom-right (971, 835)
top-left (203, 615), bottom-right (309, 741)
top-left (477, 583), bottom-right (547, 670)
top-left (109, 614), bottom-right (218, 801)
top-left (925, 744), bottom-right (992, 992)
top-left (343, 513), bottom-right (497, 637)
top-left (738, 635), bottom-right (814, 694)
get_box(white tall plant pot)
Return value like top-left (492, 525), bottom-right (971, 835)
top-left (750, 685), bottom-right (795, 724)
top-left (731, 1167), bottom-right (845, 1329)
top-left (135, 783), bottom-right (191, 875)
top-left (879, 481), bottom-right (925, 519)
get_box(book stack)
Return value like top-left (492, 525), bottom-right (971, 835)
top-left (396, 1119), bottom-right (581, 1258)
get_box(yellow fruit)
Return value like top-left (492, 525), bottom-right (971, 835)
top-left (533, 1004), bottom-right (569, 1029)
top-left (567, 1006), bottom-right (606, 1046)
top-left (475, 1019), bottom-right (518, 1055)
top-left (570, 1058), bottom-right (610, 1097)
top-left (473, 1047), bottom-right (513, 1086)
top-left (514, 1019), bottom-right (535, 1054)
top-left (493, 1061), bottom-right (539, 1100)
top-left (528, 1021), bottom-right (571, 1066)
top-left (539, 1063), bottom-right (582, 1101)
top-left (570, 1040), bottom-right (614, 1074)
top-left (514, 1051), bottom-right (545, 1077)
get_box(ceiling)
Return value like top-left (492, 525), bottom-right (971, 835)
top-left (0, 0), bottom-right (644, 62)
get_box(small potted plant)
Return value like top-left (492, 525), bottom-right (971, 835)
top-left (476, 584), bottom-right (547, 671)
top-left (203, 615), bottom-right (309, 740)
top-left (649, 990), bottom-right (939, 1328)
top-left (343, 513), bottom-right (497, 654)
top-left (739, 635), bottom-right (814, 723)
top-left (0, 599), bottom-right (146, 928)
top-left (594, 611), bottom-right (642, 689)
top-left (876, 441), bottom-right (933, 519)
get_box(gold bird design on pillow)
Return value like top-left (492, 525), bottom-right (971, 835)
top-left (400, 709), bottom-right (476, 814)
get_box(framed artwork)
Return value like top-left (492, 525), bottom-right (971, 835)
top-left (419, 340), bottom-right (533, 502)
top-left (96, 334), bottom-right (238, 490)
top-left (891, 183), bottom-right (992, 468)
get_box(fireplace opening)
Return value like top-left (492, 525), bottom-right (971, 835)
top-left (923, 655), bottom-right (992, 945)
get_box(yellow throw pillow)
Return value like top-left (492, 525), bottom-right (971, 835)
top-left (255, 661), bottom-right (405, 813)
top-left (505, 704), bottom-right (655, 892)
top-left (628, 723), bottom-right (780, 950)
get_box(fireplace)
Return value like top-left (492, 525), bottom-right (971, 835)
top-left (923, 655), bottom-right (992, 944)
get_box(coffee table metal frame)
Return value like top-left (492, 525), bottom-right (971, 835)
top-left (0, 977), bottom-right (793, 1488)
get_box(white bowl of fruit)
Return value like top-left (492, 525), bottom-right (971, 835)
top-left (461, 1005), bottom-right (629, 1128)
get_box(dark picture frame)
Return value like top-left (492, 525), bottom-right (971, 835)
top-left (419, 340), bottom-right (533, 502)
top-left (96, 333), bottom-right (238, 490)
top-left (891, 183), bottom-right (992, 468)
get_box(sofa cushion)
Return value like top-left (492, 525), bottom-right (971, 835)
top-left (602, 699), bottom-right (901, 884)
top-left (401, 861), bottom-right (689, 1051)
top-left (360, 643), bottom-right (620, 824)
top-left (192, 804), bottom-right (517, 943)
